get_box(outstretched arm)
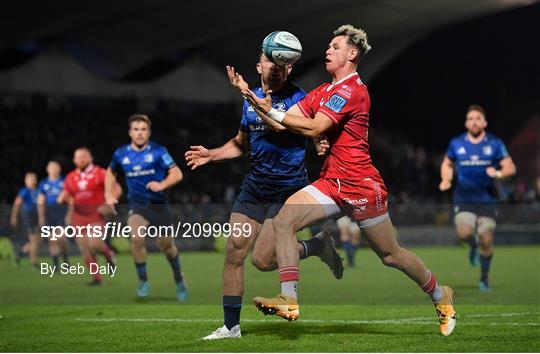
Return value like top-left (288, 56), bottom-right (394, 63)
top-left (244, 90), bottom-right (333, 138)
top-left (185, 131), bottom-right (248, 170)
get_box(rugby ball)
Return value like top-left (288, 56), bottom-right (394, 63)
top-left (262, 31), bottom-right (302, 66)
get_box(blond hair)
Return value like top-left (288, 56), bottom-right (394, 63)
top-left (333, 24), bottom-right (371, 57)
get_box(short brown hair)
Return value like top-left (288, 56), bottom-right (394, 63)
top-left (129, 114), bottom-right (151, 129)
top-left (467, 104), bottom-right (486, 117)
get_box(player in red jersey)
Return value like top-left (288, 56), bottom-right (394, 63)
top-left (62, 147), bottom-right (120, 285)
top-left (231, 24), bottom-right (456, 336)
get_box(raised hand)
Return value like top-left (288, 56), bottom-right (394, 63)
top-left (226, 66), bottom-right (250, 95)
top-left (244, 89), bottom-right (272, 114)
top-left (185, 145), bottom-right (211, 170)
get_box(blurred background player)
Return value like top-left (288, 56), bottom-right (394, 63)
top-left (37, 160), bottom-right (70, 271)
top-left (439, 104), bottom-right (516, 291)
top-left (187, 52), bottom-right (342, 340)
top-left (239, 24), bottom-right (456, 336)
top-left (105, 114), bottom-right (186, 300)
top-left (10, 172), bottom-right (40, 268)
top-left (61, 147), bottom-right (119, 285)
top-left (337, 215), bottom-right (361, 268)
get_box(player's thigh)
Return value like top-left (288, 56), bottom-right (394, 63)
top-left (128, 213), bottom-right (150, 246)
top-left (477, 216), bottom-right (496, 245)
top-left (361, 215), bottom-right (399, 258)
top-left (225, 212), bottom-right (261, 262)
top-left (454, 211), bottom-right (477, 237)
top-left (273, 190), bottom-right (329, 232)
top-left (251, 218), bottom-right (276, 261)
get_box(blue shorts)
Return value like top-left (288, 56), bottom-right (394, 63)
top-left (45, 204), bottom-right (67, 226)
top-left (454, 203), bottom-right (499, 219)
top-left (231, 175), bottom-right (307, 224)
top-left (128, 202), bottom-right (175, 227)
top-left (21, 211), bottom-right (38, 234)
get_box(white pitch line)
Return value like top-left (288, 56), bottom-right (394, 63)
top-left (75, 312), bottom-right (540, 327)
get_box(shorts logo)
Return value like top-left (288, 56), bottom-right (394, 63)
top-left (324, 94), bottom-right (347, 113)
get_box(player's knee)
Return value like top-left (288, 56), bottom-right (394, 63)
top-left (131, 237), bottom-right (145, 249)
top-left (380, 249), bottom-right (405, 269)
top-left (272, 213), bottom-right (298, 234)
top-left (225, 241), bottom-right (249, 267)
top-left (477, 217), bottom-right (496, 235)
top-left (250, 254), bottom-right (275, 272)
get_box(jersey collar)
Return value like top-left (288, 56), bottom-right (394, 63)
top-left (327, 72), bottom-right (359, 91)
top-left (80, 164), bottom-right (94, 177)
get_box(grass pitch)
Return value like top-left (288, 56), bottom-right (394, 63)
top-left (1, 245), bottom-right (539, 352)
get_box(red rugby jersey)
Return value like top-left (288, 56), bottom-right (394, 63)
top-left (297, 72), bottom-right (380, 180)
top-left (64, 164), bottom-right (105, 215)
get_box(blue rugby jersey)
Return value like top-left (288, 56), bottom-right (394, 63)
top-left (446, 133), bottom-right (509, 204)
top-left (110, 141), bottom-right (176, 203)
top-left (239, 82), bottom-right (307, 186)
top-left (38, 177), bottom-right (64, 205)
top-left (17, 187), bottom-right (38, 213)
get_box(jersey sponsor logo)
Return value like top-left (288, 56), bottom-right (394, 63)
top-left (324, 94), bottom-right (347, 113)
top-left (249, 124), bottom-right (268, 131)
top-left (459, 159), bottom-right (491, 166)
top-left (122, 157), bottom-right (131, 164)
top-left (483, 146), bottom-right (492, 155)
top-left (457, 146), bottom-right (466, 155)
top-left (337, 88), bottom-right (352, 99)
top-left (144, 154), bottom-right (154, 163)
top-left (126, 168), bottom-right (156, 177)
top-left (133, 165), bottom-right (142, 171)
top-left (255, 115), bottom-right (263, 123)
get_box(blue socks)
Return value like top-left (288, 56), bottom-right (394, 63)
top-left (135, 262), bottom-right (148, 281)
top-left (223, 295), bottom-right (242, 330)
top-left (342, 241), bottom-right (356, 267)
top-left (167, 254), bottom-right (183, 283)
top-left (480, 254), bottom-right (493, 283)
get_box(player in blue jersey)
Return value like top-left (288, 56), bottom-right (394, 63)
top-left (10, 172), bottom-right (40, 268)
top-left (37, 161), bottom-right (70, 271)
top-left (105, 114), bottom-right (187, 300)
top-left (440, 104), bottom-right (516, 291)
top-left (187, 52), bottom-right (343, 340)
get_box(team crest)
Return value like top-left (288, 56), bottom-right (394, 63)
top-left (273, 102), bottom-right (286, 111)
top-left (77, 180), bottom-right (88, 190)
top-left (144, 154), bottom-right (154, 163)
top-left (483, 146), bottom-right (492, 155)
